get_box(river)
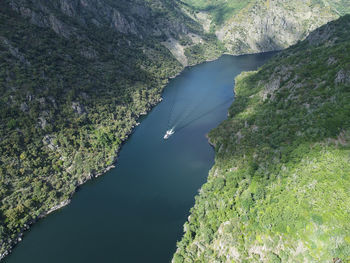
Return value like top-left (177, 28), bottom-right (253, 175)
top-left (4, 53), bottom-right (275, 263)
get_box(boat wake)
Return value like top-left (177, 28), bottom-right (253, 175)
top-left (163, 128), bottom-right (175, 140)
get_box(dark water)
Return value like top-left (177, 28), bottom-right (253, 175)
top-left (4, 53), bottom-right (275, 263)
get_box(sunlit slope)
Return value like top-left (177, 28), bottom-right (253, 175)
top-left (181, 0), bottom-right (253, 25)
top-left (329, 0), bottom-right (350, 15)
top-left (181, 0), bottom-right (350, 55)
top-left (1, 0), bottom-right (350, 260)
top-left (173, 15), bottom-right (350, 263)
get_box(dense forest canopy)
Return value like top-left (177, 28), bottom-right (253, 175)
top-left (173, 15), bottom-right (350, 263)
top-left (1, 0), bottom-right (349, 261)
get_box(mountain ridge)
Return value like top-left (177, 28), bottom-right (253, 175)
top-left (0, 0), bottom-right (349, 260)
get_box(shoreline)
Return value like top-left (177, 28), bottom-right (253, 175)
top-left (0, 61), bottom-right (186, 261)
top-left (0, 54), bottom-right (226, 261)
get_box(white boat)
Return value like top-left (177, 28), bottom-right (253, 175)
top-left (163, 128), bottom-right (175, 139)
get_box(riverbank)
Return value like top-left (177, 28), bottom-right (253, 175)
top-left (0, 50), bottom-right (270, 261)
top-left (172, 15), bottom-right (350, 262)
top-left (0, 95), bottom-right (166, 261)
top-left (0, 55), bottom-right (194, 260)
top-left (2, 53), bottom-right (276, 263)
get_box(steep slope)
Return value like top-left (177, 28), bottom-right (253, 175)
top-left (6, 0), bottom-right (222, 67)
top-left (173, 15), bottom-right (350, 263)
top-left (181, 0), bottom-right (347, 57)
top-left (0, 0), bottom-right (207, 258)
top-left (1, 0), bottom-right (349, 260)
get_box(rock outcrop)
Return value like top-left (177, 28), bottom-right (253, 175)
top-left (215, 0), bottom-right (338, 54)
top-left (1, 0), bottom-right (349, 261)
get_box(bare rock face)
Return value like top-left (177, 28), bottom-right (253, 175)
top-left (42, 135), bottom-right (58, 150)
top-left (6, 0), bottom-right (343, 66)
top-left (111, 9), bottom-right (137, 34)
top-left (335, 69), bottom-right (350, 85)
top-left (327, 56), bottom-right (337, 65)
top-left (72, 102), bottom-right (86, 115)
top-left (7, 0), bottom-right (194, 42)
top-left (8, 0), bottom-right (139, 37)
top-left (161, 38), bottom-right (188, 66)
top-left (38, 116), bottom-right (48, 129)
top-left (49, 14), bottom-right (75, 38)
top-left (158, 18), bottom-right (189, 38)
top-left (215, 0), bottom-right (338, 54)
top-left (8, 0), bottom-right (76, 38)
top-left (20, 102), bottom-right (29, 112)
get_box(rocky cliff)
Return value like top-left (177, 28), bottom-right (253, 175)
top-left (0, 0), bottom-right (349, 260)
top-left (0, 0), bottom-right (196, 258)
top-left (8, 0), bottom-right (196, 38)
top-left (215, 0), bottom-right (337, 54)
top-left (181, 0), bottom-right (346, 55)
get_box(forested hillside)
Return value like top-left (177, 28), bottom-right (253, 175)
top-left (173, 15), bottom-right (350, 263)
top-left (0, 0), bottom-right (205, 258)
top-left (0, 0), bottom-right (349, 260)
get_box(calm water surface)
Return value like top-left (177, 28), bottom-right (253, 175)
top-left (4, 53), bottom-right (275, 263)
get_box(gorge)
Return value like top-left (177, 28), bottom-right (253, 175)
top-left (3, 53), bottom-right (275, 263)
top-left (0, 0), bottom-right (349, 262)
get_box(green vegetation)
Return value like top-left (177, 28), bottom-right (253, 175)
top-left (0, 0), bottom-right (230, 256)
top-left (173, 15), bottom-right (350, 263)
top-left (184, 34), bottom-right (226, 65)
top-left (181, 0), bottom-right (252, 26)
top-left (181, 0), bottom-right (350, 56)
top-left (181, 0), bottom-right (349, 29)
top-left (1, 0), bottom-right (350, 260)
top-left (0, 0), bottom-right (229, 256)
top-left (328, 0), bottom-right (350, 15)
top-left (0, 1), bottom-right (186, 257)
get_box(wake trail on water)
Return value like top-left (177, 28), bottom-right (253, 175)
top-left (173, 98), bottom-right (233, 133)
top-left (167, 84), bottom-right (218, 131)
